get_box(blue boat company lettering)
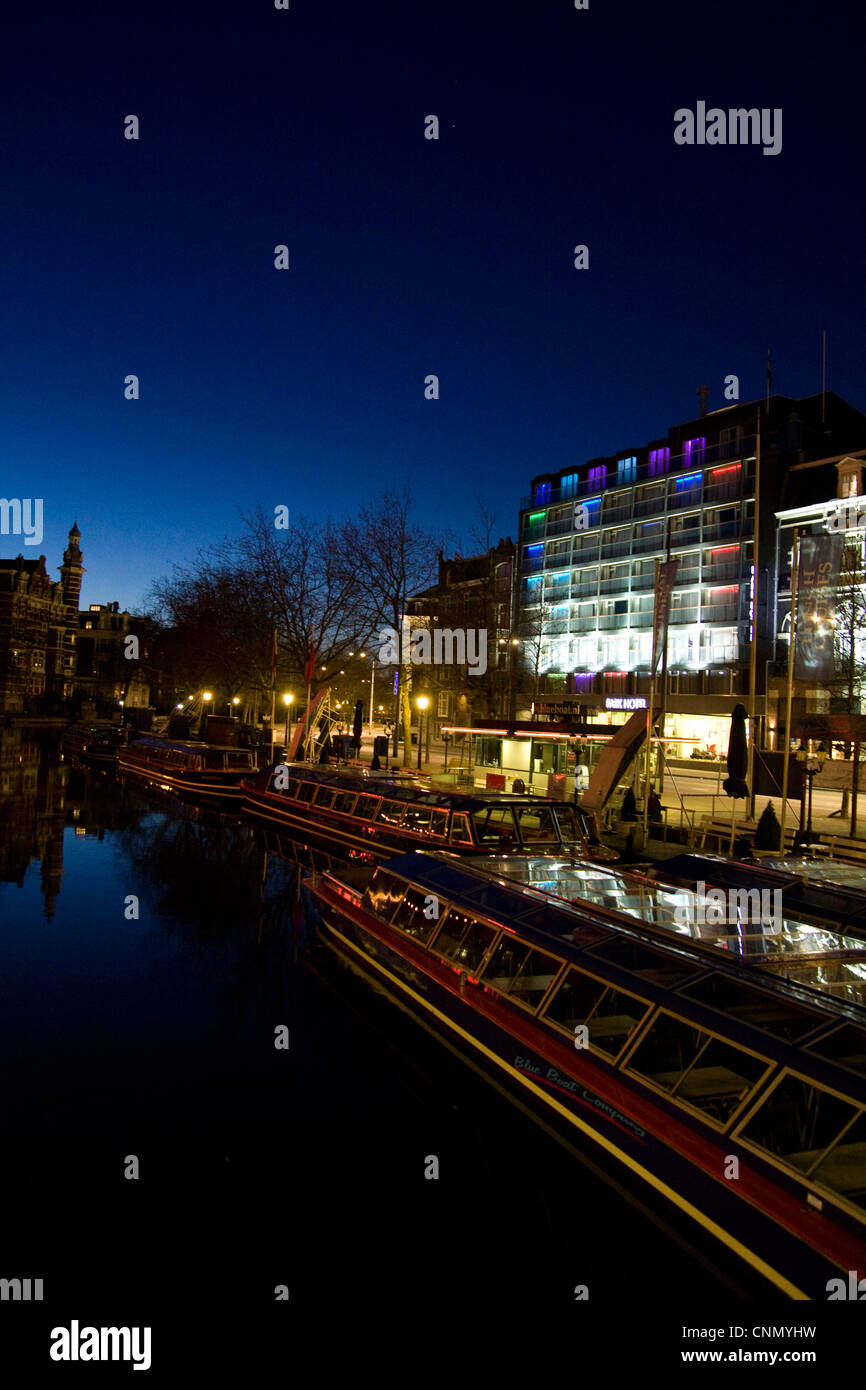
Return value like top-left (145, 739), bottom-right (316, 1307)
top-left (513, 1056), bottom-right (646, 1140)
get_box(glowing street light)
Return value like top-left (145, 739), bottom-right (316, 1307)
top-left (416, 694), bottom-right (429, 770)
top-left (282, 692), bottom-right (294, 745)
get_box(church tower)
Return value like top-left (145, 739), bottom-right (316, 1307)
top-left (57, 523), bottom-right (85, 694)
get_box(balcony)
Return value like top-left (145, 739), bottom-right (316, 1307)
top-left (599, 576), bottom-right (629, 593)
top-left (572, 545), bottom-right (601, 565)
top-left (632, 534), bottom-right (666, 555)
top-left (571, 580), bottom-right (599, 597)
top-left (628, 612), bottom-right (653, 628)
top-left (701, 604), bottom-right (740, 623)
top-left (546, 517), bottom-right (573, 537)
top-left (702, 522), bottom-right (741, 544)
top-left (668, 489), bottom-right (702, 511)
top-left (544, 552), bottom-right (572, 569)
top-left (630, 572), bottom-right (656, 589)
top-left (601, 540), bottom-right (632, 559)
top-left (703, 481), bottom-right (744, 506)
top-left (670, 527), bottom-right (701, 549)
top-left (598, 614), bottom-right (628, 630)
top-left (521, 558), bottom-right (544, 574)
top-left (673, 568), bottom-right (700, 587)
top-left (633, 497), bottom-right (667, 518)
top-left (669, 608), bottom-right (699, 624)
top-left (601, 504), bottom-right (632, 524)
top-left (701, 562), bottom-right (742, 583)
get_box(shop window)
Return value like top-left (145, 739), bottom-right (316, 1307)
top-left (739, 1073), bottom-right (865, 1208)
top-left (542, 967), bottom-right (651, 1058)
top-left (625, 1009), bottom-right (771, 1125)
top-left (476, 737), bottom-right (502, 767)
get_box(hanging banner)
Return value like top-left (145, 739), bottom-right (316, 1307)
top-left (651, 558), bottom-right (680, 675)
top-left (794, 534), bottom-right (843, 682)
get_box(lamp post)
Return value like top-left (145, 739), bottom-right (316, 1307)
top-left (227, 696), bottom-right (240, 717)
top-left (794, 746), bottom-right (827, 851)
top-left (202, 691), bottom-right (212, 738)
top-left (283, 692), bottom-right (294, 748)
top-left (416, 695), bottom-right (429, 770)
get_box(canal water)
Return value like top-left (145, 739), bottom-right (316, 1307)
top-left (0, 731), bottom-right (806, 1370)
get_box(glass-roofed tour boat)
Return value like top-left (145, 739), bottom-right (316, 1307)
top-left (118, 736), bottom-right (257, 801)
top-left (241, 764), bottom-right (616, 861)
top-left (309, 850), bottom-right (866, 1297)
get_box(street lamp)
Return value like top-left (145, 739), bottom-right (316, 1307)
top-left (227, 696), bottom-right (240, 717)
top-left (416, 695), bottom-right (429, 770)
top-left (794, 746), bottom-right (827, 851)
top-left (283, 692), bottom-right (294, 746)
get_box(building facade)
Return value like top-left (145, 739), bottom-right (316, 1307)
top-left (517, 391), bottom-right (866, 754)
top-left (0, 524), bottom-right (82, 714)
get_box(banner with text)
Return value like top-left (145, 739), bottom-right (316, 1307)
top-left (794, 534), bottom-right (843, 682)
top-left (651, 559), bottom-right (680, 676)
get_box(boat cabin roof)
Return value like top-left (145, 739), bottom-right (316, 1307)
top-left (268, 764), bottom-right (569, 814)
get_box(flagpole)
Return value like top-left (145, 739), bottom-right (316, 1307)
top-left (270, 626), bottom-right (277, 761)
top-left (748, 415), bottom-right (761, 819)
top-left (779, 529), bottom-right (800, 848)
top-left (643, 559), bottom-right (660, 843)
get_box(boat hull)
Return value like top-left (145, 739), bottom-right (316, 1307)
top-left (310, 877), bottom-right (866, 1299)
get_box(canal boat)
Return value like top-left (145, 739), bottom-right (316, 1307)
top-left (241, 764), bottom-right (617, 862)
top-left (117, 736), bottom-right (257, 801)
top-left (309, 850), bottom-right (866, 1296)
top-left (62, 722), bottom-right (127, 770)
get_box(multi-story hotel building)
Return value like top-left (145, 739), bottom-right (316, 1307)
top-left (516, 391), bottom-right (866, 756)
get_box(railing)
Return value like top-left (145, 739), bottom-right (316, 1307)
top-left (669, 608), bottom-right (699, 624)
top-left (669, 527), bottom-right (701, 548)
top-left (633, 497), bottom-right (667, 517)
top-left (673, 568), bottom-right (700, 587)
top-left (667, 489), bottom-right (702, 511)
top-left (572, 545), bottom-right (601, 563)
top-left (632, 534), bottom-right (666, 554)
top-left (546, 517), bottom-right (573, 537)
top-left (599, 576), bottom-right (629, 593)
top-left (702, 482), bottom-right (744, 505)
top-left (700, 604), bottom-right (739, 622)
top-left (571, 580), bottom-right (599, 597)
top-left (628, 612), bottom-right (653, 627)
top-left (601, 541), bottom-right (632, 559)
top-left (598, 614), bottom-right (627, 630)
top-left (702, 522), bottom-right (741, 543)
top-left (630, 572), bottom-right (656, 589)
top-left (544, 553), bottom-right (571, 568)
top-left (700, 562), bottom-right (742, 583)
top-left (601, 504), bottom-right (632, 524)
top-left (519, 436), bottom-right (758, 510)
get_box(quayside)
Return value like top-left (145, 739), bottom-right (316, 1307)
top-left (309, 850), bottom-right (866, 1297)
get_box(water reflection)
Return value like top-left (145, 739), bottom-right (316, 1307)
top-left (0, 727), bottom-right (67, 918)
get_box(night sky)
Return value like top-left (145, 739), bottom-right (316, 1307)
top-left (2, 0), bottom-right (864, 611)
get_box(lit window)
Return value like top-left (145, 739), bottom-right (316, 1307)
top-left (617, 456), bottom-right (636, 484)
top-left (684, 436), bottom-right (706, 466)
top-left (649, 447), bottom-right (670, 477)
top-left (588, 465), bottom-right (606, 490)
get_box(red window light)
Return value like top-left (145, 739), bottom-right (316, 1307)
top-left (711, 464), bottom-right (741, 476)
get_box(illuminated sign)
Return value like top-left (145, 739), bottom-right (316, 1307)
top-left (605, 696), bottom-right (647, 710)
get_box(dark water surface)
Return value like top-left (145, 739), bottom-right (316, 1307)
top-left (1, 733), bottom-right (842, 1373)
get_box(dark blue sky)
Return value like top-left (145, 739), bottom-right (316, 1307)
top-left (2, 0), bottom-right (864, 611)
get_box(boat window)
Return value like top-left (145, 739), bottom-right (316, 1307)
top-left (287, 779), bottom-right (300, 798)
top-left (431, 909), bottom-right (498, 972)
top-left (226, 752), bottom-right (253, 768)
top-left (553, 805), bottom-right (581, 841)
top-left (403, 806), bottom-right (433, 832)
top-left (431, 810), bottom-right (448, 837)
top-left (588, 937), bottom-right (698, 988)
top-left (541, 968), bottom-right (651, 1059)
top-left (204, 752), bottom-right (224, 769)
top-left (334, 791), bottom-right (358, 814)
top-left (391, 886), bottom-right (442, 943)
top-left (513, 805), bottom-right (560, 845)
top-left (625, 1010), bottom-right (772, 1126)
top-left (450, 813), bottom-right (472, 843)
top-left (471, 807), bottom-right (517, 845)
top-left (355, 793), bottom-right (381, 819)
top-left (296, 781), bottom-right (316, 803)
top-left (377, 799), bottom-right (406, 826)
top-left (806, 1024), bottom-right (866, 1077)
top-left (681, 974), bottom-right (824, 1042)
top-left (362, 870), bottom-right (406, 920)
top-left (314, 787), bottom-right (338, 809)
top-left (738, 1072), bottom-right (866, 1208)
top-left (482, 938), bottom-right (563, 1011)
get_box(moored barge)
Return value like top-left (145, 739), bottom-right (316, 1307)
top-left (241, 764), bottom-right (616, 861)
top-left (118, 736), bottom-right (257, 800)
top-left (309, 851), bottom-right (866, 1297)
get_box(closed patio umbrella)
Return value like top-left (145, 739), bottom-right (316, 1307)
top-left (723, 702), bottom-right (750, 852)
top-left (353, 699), bottom-right (363, 755)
